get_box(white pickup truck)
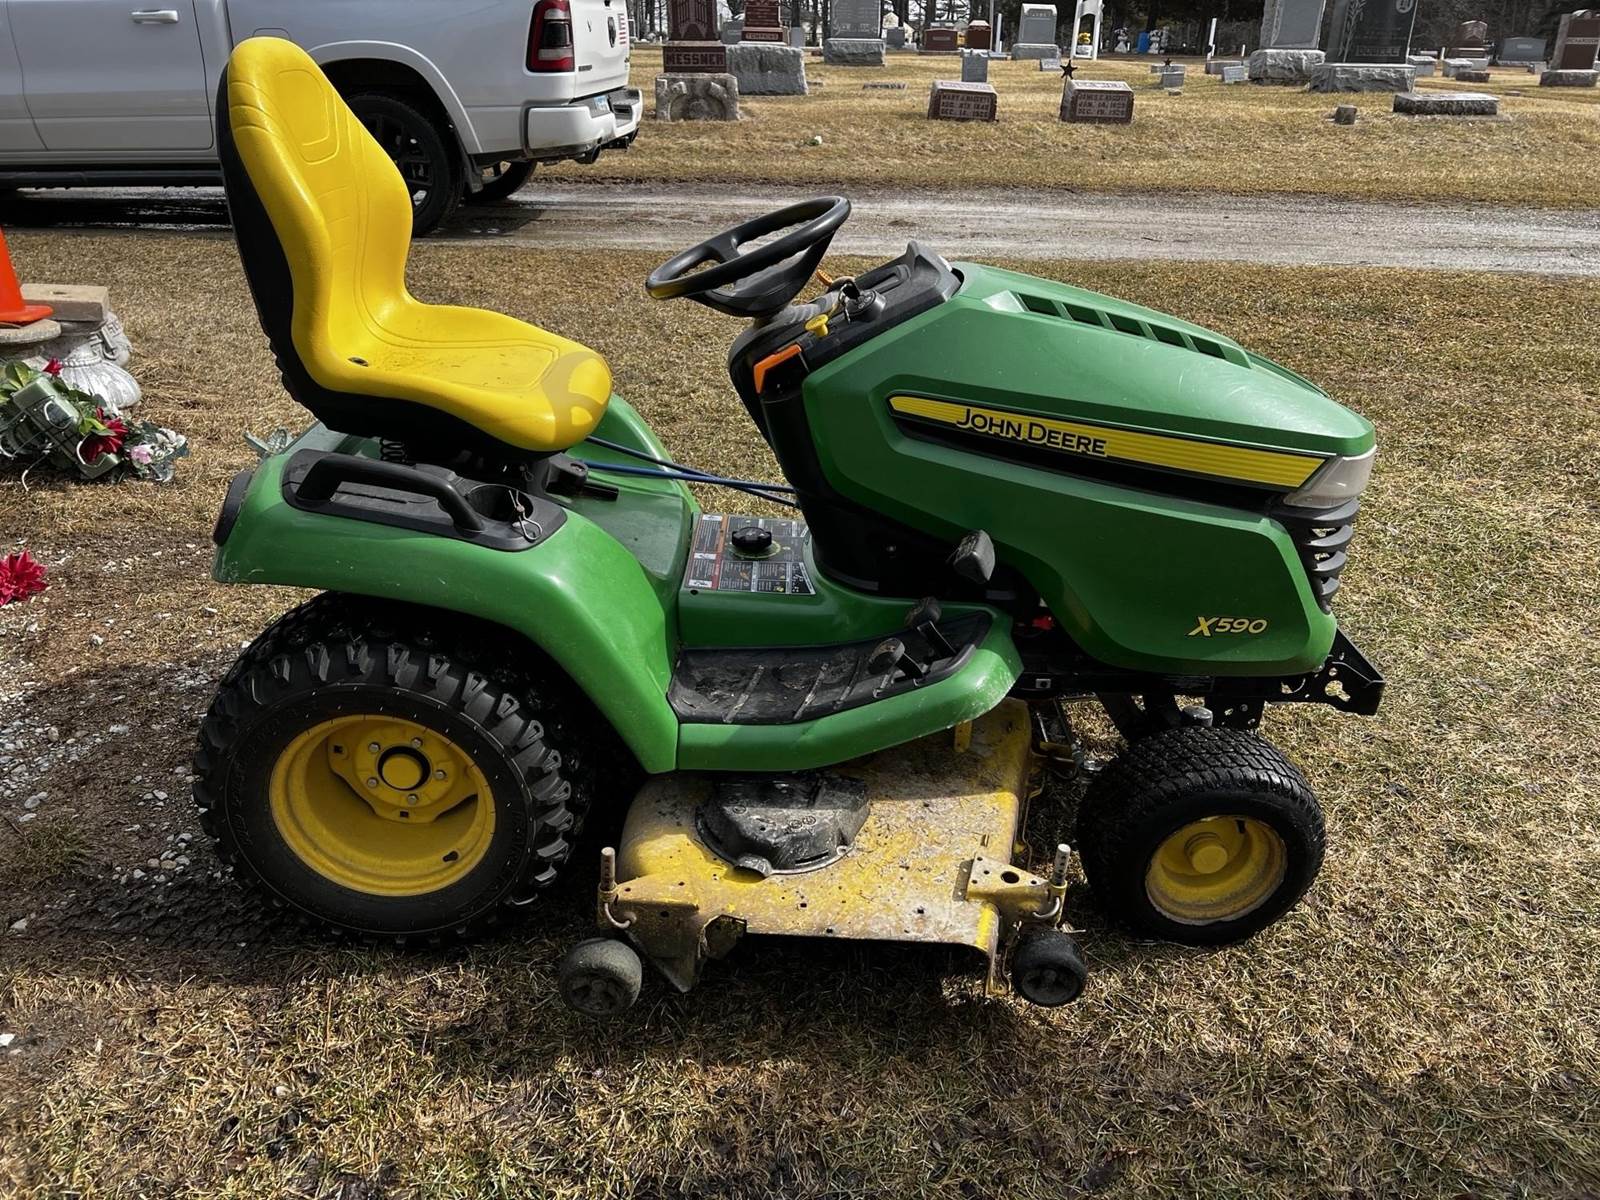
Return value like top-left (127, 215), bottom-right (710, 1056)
top-left (0, 0), bottom-right (641, 233)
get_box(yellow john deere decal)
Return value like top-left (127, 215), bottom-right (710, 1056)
top-left (888, 396), bottom-right (1324, 489)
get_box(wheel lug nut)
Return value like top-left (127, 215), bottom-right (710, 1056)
top-left (365, 777), bottom-right (378, 788)
top-left (406, 794), bottom-right (418, 804)
top-left (411, 738), bottom-right (423, 748)
top-left (434, 769), bottom-right (447, 780)
top-left (368, 742), bottom-right (381, 753)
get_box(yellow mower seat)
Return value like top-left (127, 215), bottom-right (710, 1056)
top-left (222, 37), bottom-right (609, 454)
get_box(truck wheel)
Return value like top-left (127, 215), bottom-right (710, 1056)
top-left (194, 594), bottom-right (597, 943)
top-left (471, 160), bottom-right (535, 203)
top-left (347, 92), bottom-right (462, 235)
top-left (1075, 726), bottom-right (1324, 946)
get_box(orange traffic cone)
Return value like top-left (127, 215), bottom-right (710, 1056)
top-left (0, 227), bottom-right (52, 326)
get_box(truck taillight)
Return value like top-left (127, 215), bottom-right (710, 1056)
top-left (528, 0), bottom-right (574, 72)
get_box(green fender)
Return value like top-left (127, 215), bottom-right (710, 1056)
top-left (214, 441), bottom-right (682, 775)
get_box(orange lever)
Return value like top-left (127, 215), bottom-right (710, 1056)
top-left (752, 343), bottom-right (803, 394)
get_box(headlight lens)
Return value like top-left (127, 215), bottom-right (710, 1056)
top-left (1282, 446), bottom-right (1375, 509)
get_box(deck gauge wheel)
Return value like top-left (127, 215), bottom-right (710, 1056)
top-left (1011, 929), bottom-right (1089, 1006)
top-left (559, 938), bottom-right (644, 1017)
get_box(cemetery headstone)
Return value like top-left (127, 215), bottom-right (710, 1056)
top-left (961, 49), bottom-right (990, 81)
top-left (1011, 2), bottom-right (1059, 57)
top-left (1407, 54), bottom-right (1436, 75)
top-left (1247, 48), bottom-right (1325, 81)
top-left (721, 16), bottom-right (743, 43)
top-left (1539, 66), bottom-right (1600, 84)
top-left (825, 38), bottom-right (887, 63)
top-left (1454, 67), bottom-right (1491, 81)
top-left (922, 26), bottom-right (959, 52)
top-left (1307, 62), bottom-right (1415, 89)
top-left (725, 42), bottom-right (809, 92)
top-left (1496, 36), bottom-right (1545, 62)
top-left (1326, 0), bottom-right (1419, 62)
top-left (663, 0), bottom-right (727, 73)
top-left (966, 20), bottom-right (993, 50)
top-left (787, 26), bottom-right (806, 47)
top-left (1040, 55), bottom-right (1063, 69)
top-left (1550, 10), bottom-right (1600, 69)
top-left (831, 0), bottom-right (881, 37)
top-left (826, 0), bottom-right (885, 62)
top-left (1059, 77), bottom-right (1135, 122)
top-left (886, 25), bottom-right (907, 47)
top-left (741, 0), bottom-right (785, 42)
top-left (1155, 66), bottom-right (1186, 87)
top-left (1393, 89), bottom-right (1498, 113)
top-left (862, 80), bottom-right (907, 87)
top-left (1204, 58), bottom-right (1242, 73)
top-left (1333, 103), bottom-right (1358, 122)
top-left (1220, 63), bottom-right (1247, 81)
top-left (1447, 19), bottom-right (1490, 56)
top-left (1259, 0), bottom-right (1326, 49)
top-left (655, 72), bottom-right (740, 119)
top-left (927, 79), bottom-right (998, 119)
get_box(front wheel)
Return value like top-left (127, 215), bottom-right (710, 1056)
top-left (195, 594), bottom-right (597, 943)
top-left (1074, 726), bottom-right (1325, 945)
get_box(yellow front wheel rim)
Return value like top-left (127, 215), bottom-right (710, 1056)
top-left (1144, 816), bottom-right (1287, 925)
top-left (269, 715), bottom-right (496, 896)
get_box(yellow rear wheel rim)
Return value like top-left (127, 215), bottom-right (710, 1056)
top-left (1144, 816), bottom-right (1287, 924)
top-left (269, 715), bottom-right (496, 897)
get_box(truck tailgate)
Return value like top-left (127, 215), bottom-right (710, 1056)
top-left (571, 0), bottom-right (630, 94)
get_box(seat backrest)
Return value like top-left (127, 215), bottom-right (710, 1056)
top-left (224, 37), bottom-right (415, 370)
top-left (219, 39), bottom-right (426, 434)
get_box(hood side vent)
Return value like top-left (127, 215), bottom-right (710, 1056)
top-left (1016, 292), bottom-right (1251, 368)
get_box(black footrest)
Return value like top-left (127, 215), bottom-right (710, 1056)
top-left (669, 613), bottom-right (990, 726)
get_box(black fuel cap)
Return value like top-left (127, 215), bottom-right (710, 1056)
top-left (731, 525), bottom-right (773, 556)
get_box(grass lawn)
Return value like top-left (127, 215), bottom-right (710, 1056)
top-left (2, 229), bottom-right (1598, 1199)
top-left (539, 47), bottom-right (1600, 209)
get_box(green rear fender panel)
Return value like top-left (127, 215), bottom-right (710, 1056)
top-left (802, 264), bottom-right (1374, 676)
top-left (214, 429), bottom-right (682, 775)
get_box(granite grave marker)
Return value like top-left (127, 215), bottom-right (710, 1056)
top-left (928, 78), bottom-right (998, 119)
top-left (1059, 77), bottom-right (1134, 122)
top-left (1550, 9), bottom-right (1600, 69)
top-left (1326, 0), bottom-right (1419, 62)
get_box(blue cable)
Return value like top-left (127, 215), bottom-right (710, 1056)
top-left (583, 435), bottom-right (797, 494)
top-left (573, 460), bottom-right (801, 509)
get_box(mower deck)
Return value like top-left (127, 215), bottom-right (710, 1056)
top-left (604, 700), bottom-right (1058, 992)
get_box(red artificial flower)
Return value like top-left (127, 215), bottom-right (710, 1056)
top-left (78, 408), bottom-right (128, 464)
top-left (0, 550), bottom-right (47, 605)
top-left (43, 358), bottom-right (62, 377)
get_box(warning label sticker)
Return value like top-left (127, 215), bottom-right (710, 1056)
top-left (684, 514), bottom-right (815, 596)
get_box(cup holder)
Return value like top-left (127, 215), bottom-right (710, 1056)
top-left (464, 484), bottom-right (534, 524)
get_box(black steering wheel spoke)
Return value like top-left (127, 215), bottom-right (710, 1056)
top-left (645, 197), bottom-right (851, 319)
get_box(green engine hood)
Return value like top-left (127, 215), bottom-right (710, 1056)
top-left (940, 263), bottom-right (1374, 464)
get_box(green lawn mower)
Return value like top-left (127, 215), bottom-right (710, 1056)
top-left (197, 38), bottom-right (1383, 1015)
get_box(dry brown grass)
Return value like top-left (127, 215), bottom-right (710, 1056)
top-left (2, 230), bottom-right (1598, 1199)
top-left (538, 47), bottom-right (1600, 208)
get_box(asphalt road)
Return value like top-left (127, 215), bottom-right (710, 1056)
top-left (5, 182), bottom-right (1597, 276)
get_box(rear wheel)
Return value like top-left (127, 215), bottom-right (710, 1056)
top-left (471, 160), bottom-right (535, 203)
top-left (195, 594), bottom-right (597, 942)
top-left (347, 92), bottom-right (462, 235)
top-left (1075, 727), bottom-right (1324, 945)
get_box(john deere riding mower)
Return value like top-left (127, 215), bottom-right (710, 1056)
top-left (197, 39), bottom-right (1383, 1014)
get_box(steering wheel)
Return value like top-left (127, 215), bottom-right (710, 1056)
top-left (645, 196), bottom-right (851, 319)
